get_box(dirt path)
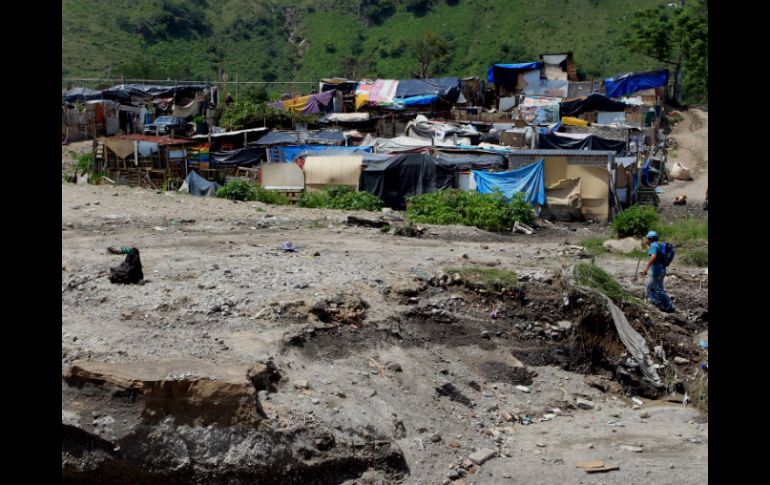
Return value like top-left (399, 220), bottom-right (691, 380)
top-left (661, 108), bottom-right (708, 207)
top-left (61, 182), bottom-right (707, 484)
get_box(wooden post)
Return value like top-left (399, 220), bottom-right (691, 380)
top-left (236, 74), bottom-right (239, 102)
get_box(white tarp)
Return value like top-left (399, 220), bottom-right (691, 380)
top-left (520, 70), bottom-right (569, 98)
top-left (325, 112), bottom-right (370, 122)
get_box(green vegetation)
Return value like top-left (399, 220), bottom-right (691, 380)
top-left (657, 217), bottom-right (708, 267)
top-left (64, 0), bottom-right (668, 93)
top-left (298, 185), bottom-right (384, 211)
top-left (445, 266), bottom-right (518, 291)
top-left (219, 101), bottom-right (316, 130)
top-left (622, 0), bottom-right (707, 104)
top-left (612, 205), bottom-right (659, 238)
top-left (216, 179), bottom-right (290, 204)
top-left (573, 262), bottom-right (635, 303)
top-left (406, 189), bottom-right (532, 233)
top-left (216, 179), bottom-right (255, 201)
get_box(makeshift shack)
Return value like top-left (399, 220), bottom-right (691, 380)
top-left (360, 153), bottom-right (454, 209)
top-left (506, 149), bottom-right (617, 222)
top-left (100, 134), bottom-right (195, 188)
top-left (303, 155), bottom-right (363, 192)
top-left (260, 162), bottom-right (305, 191)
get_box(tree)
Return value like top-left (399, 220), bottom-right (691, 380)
top-left (359, 0), bottom-right (397, 26)
top-left (622, 0), bottom-right (707, 104)
top-left (413, 32), bottom-right (452, 79)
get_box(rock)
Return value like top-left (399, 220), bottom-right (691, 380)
top-left (640, 412), bottom-right (650, 419)
top-left (468, 448), bottom-right (497, 465)
top-left (515, 385), bottom-right (530, 393)
top-left (293, 380), bottom-right (310, 390)
top-left (557, 320), bottom-right (573, 331)
top-left (313, 251), bottom-right (321, 257)
top-left (536, 442), bottom-right (546, 448)
top-left (501, 412), bottom-right (514, 422)
top-left (620, 445), bottom-right (643, 453)
top-left (674, 357), bottom-right (690, 365)
top-left (603, 237), bottom-right (641, 254)
top-left (576, 399), bottom-right (595, 410)
top-left (430, 433), bottom-right (442, 443)
top-left (310, 398), bottom-right (320, 405)
top-left (631, 397), bottom-right (644, 406)
top-left (386, 362), bottom-right (403, 372)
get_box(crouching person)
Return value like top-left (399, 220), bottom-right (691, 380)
top-left (108, 247), bottom-right (144, 284)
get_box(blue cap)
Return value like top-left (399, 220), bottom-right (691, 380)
top-left (646, 231), bottom-right (658, 239)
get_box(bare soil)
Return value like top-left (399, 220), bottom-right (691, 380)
top-left (62, 180), bottom-right (708, 484)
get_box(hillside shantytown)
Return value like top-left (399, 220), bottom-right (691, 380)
top-left (62, 3), bottom-right (708, 484)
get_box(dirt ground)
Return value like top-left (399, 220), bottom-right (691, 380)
top-left (62, 169), bottom-right (708, 483)
top-left (660, 108), bottom-right (708, 209)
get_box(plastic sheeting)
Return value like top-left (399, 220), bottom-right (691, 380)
top-left (181, 171), bottom-right (221, 197)
top-left (360, 153), bottom-right (454, 209)
top-left (519, 96), bottom-right (561, 125)
top-left (392, 94), bottom-right (440, 106)
top-left (604, 295), bottom-right (661, 386)
top-left (394, 77), bottom-right (462, 102)
top-left (433, 150), bottom-right (507, 171)
top-left (254, 130), bottom-right (346, 146)
top-left (304, 156), bottom-right (363, 189)
top-left (538, 133), bottom-right (626, 153)
top-left (369, 80), bottom-right (400, 105)
top-left (487, 62), bottom-right (544, 83)
top-left (604, 70), bottom-right (669, 98)
top-left (472, 159), bottom-right (545, 206)
top-left (279, 145), bottom-right (372, 163)
top-left (560, 94), bottom-right (628, 117)
top-left (210, 146), bottom-right (264, 168)
top-left (373, 136), bottom-right (433, 152)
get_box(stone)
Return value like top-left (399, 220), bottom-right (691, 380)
top-left (620, 445), bottom-right (643, 453)
top-left (674, 357), bottom-right (690, 365)
top-left (468, 448), bottom-right (497, 465)
top-left (557, 320), bottom-right (573, 331)
top-left (640, 412), bottom-right (650, 419)
top-left (576, 399), bottom-right (595, 410)
top-left (603, 237), bottom-right (641, 254)
top-left (293, 380), bottom-right (310, 390)
top-left (430, 433), bottom-right (442, 443)
top-left (515, 385), bottom-right (530, 393)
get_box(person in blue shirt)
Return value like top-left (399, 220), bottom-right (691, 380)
top-left (641, 231), bottom-right (675, 313)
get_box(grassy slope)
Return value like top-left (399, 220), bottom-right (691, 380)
top-left (63, 0), bottom-right (665, 88)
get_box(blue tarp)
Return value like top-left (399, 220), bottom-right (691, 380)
top-left (472, 159), bottom-right (545, 206)
top-left (279, 145), bottom-right (372, 163)
top-left (184, 171), bottom-right (221, 197)
top-left (604, 70), bottom-right (669, 98)
top-left (487, 62), bottom-right (544, 83)
top-left (392, 95), bottom-right (440, 106)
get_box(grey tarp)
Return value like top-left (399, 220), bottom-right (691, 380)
top-left (433, 150), bottom-right (507, 171)
top-left (360, 153), bottom-right (454, 209)
top-left (604, 295), bottom-right (662, 386)
top-left (395, 77), bottom-right (462, 103)
top-left (210, 146), bottom-right (265, 168)
top-left (253, 130), bottom-right (346, 146)
top-left (181, 171), bottom-right (221, 197)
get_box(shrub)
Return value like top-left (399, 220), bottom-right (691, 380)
top-left (217, 179), bottom-right (256, 201)
top-left (406, 189), bottom-right (533, 232)
top-left (77, 152), bottom-right (94, 174)
top-left (297, 185), bottom-right (383, 211)
top-left (298, 191), bottom-right (331, 208)
top-left (328, 191), bottom-right (383, 211)
top-left (612, 205), bottom-right (659, 238)
top-left (681, 248), bottom-right (708, 267)
top-left (254, 186), bottom-right (290, 205)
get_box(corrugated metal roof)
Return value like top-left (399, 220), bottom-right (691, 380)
top-left (111, 134), bottom-right (193, 146)
top-left (505, 149), bottom-right (616, 157)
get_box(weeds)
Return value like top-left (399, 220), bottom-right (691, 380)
top-left (216, 179), bottom-right (289, 205)
top-left (573, 262), bottom-right (634, 303)
top-left (445, 266), bottom-right (519, 291)
top-left (407, 189), bottom-right (533, 232)
top-left (298, 185), bottom-right (383, 211)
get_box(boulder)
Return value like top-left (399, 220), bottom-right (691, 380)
top-left (603, 238), bottom-right (640, 254)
